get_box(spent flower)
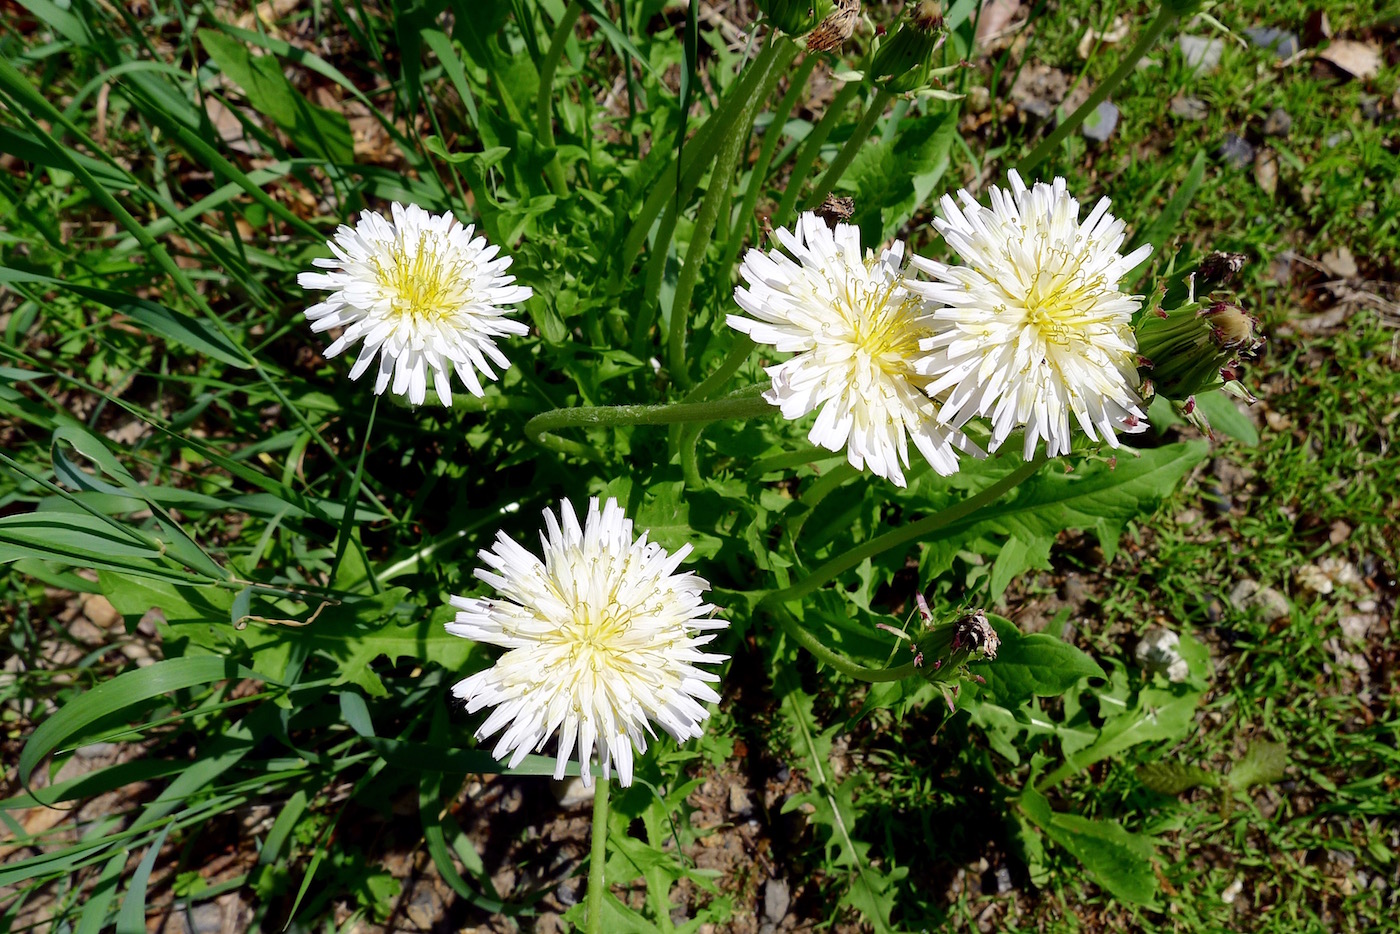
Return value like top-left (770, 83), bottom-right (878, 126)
top-left (299, 202), bottom-right (532, 407)
top-left (909, 171), bottom-right (1152, 459)
top-left (728, 212), bottom-right (978, 486)
top-left (446, 498), bottom-right (727, 788)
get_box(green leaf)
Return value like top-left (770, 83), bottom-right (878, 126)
top-left (1020, 784), bottom-right (1158, 905)
top-left (634, 481), bottom-right (722, 559)
top-left (198, 30), bottom-right (354, 164)
top-left (1127, 149), bottom-right (1206, 286)
top-left (0, 265), bottom-right (249, 368)
top-left (1044, 679), bottom-right (1204, 788)
top-left (114, 824), bottom-right (172, 934)
top-left (0, 510), bottom-right (159, 564)
top-left (1136, 761), bottom-right (1218, 795)
top-left (563, 891), bottom-right (663, 933)
top-left (980, 619), bottom-right (1104, 706)
top-left (777, 670), bottom-right (904, 933)
top-left (839, 111), bottom-right (956, 244)
top-left (921, 442), bottom-right (1210, 585)
top-left (1227, 740), bottom-right (1288, 791)
top-left (18, 656), bottom-right (278, 799)
top-left (1192, 388), bottom-right (1259, 445)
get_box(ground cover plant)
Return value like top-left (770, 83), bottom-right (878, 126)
top-left (1, 0), bottom-right (1397, 932)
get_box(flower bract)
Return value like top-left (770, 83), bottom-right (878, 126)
top-left (446, 498), bottom-right (727, 787)
top-left (909, 171), bottom-right (1152, 459)
top-left (728, 212), bottom-right (977, 487)
top-left (298, 202), bottom-right (532, 407)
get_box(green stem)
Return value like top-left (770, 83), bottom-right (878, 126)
top-left (585, 779), bottom-right (611, 934)
top-left (802, 87), bottom-right (894, 211)
top-left (667, 40), bottom-right (797, 388)
top-left (328, 396), bottom-right (379, 586)
top-left (773, 604), bottom-right (918, 682)
top-left (526, 386), bottom-right (774, 460)
top-left (622, 39), bottom-right (787, 286)
top-left (716, 53), bottom-right (821, 275)
top-left (683, 335), bottom-right (756, 403)
top-left (537, 1), bottom-right (584, 196)
top-left (766, 454), bottom-right (1049, 607)
top-left (1017, 5), bottom-right (1177, 176)
top-left (772, 80), bottom-right (860, 227)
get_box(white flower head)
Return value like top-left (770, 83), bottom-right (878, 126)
top-left (447, 498), bottom-right (727, 788)
top-left (727, 213), bottom-right (978, 487)
top-left (298, 202), bottom-right (532, 407)
top-left (909, 171), bottom-right (1153, 459)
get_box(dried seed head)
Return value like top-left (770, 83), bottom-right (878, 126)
top-left (951, 609), bottom-right (999, 659)
top-left (1196, 251), bottom-right (1249, 288)
top-left (813, 194), bottom-right (856, 228)
top-left (807, 0), bottom-right (860, 52)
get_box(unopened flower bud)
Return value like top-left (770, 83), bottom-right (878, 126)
top-left (1202, 301), bottom-right (1263, 353)
top-left (1135, 297), bottom-right (1264, 401)
top-left (758, 0), bottom-right (836, 38)
top-left (870, 1), bottom-right (945, 93)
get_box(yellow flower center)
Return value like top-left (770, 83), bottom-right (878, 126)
top-left (374, 233), bottom-right (464, 324)
top-left (1021, 251), bottom-right (1110, 347)
top-left (837, 264), bottom-right (929, 374)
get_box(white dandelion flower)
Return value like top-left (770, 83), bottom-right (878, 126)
top-left (298, 202), bottom-right (532, 407)
top-left (727, 213), bottom-right (977, 487)
top-left (446, 498), bottom-right (727, 788)
top-left (908, 171), bottom-right (1153, 459)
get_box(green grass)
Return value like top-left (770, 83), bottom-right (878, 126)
top-left (1, 0), bottom-right (1398, 932)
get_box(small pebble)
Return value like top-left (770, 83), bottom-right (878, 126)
top-left (1221, 875), bottom-right (1245, 904)
top-left (1135, 627), bottom-right (1191, 682)
top-left (1081, 100), bottom-right (1119, 142)
top-left (1179, 35), bottom-right (1225, 72)
top-left (1320, 246), bottom-right (1359, 278)
top-left (1244, 27), bottom-right (1300, 58)
top-left (1217, 133), bottom-right (1256, 169)
top-left (553, 776), bottom-right (593, 810)
top-left (1228, 579), bottom-right (1291, 623)
top-left (729, 783), bottom-right (755, 817)
top-left (1170, 95), bottom-right (1209, 120)
top-left (763, 877), bottom-right (791, 922)
top-left (1262, 107), bottom-right (1292, 136)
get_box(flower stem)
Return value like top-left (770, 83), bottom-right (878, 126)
top-left (585, 778), bottom-right (611, 934)
top-left (802, 87), bottom-right (894, 211)
top-left (1016, 5), bottom-right (1177, 176)
top-left (773, 80), bottom-right (860, 226)
top-left (328, 395), bottom-right (379, 587)
top-left (684, 335), bottom-right (756, 403)
top-left (667, 39), bottom-right (797, 388)
top-left (767, 454), bottom-right (1049, 607)
top-left (537, 1), bottom-right (584, 196)
top-left (526, 386), bottom-right (774, 460)
top-left (717, 53), bottom-right (821, 275)
top-left (773, 604), bottom-right (918, 682)
top-left (624, 36), bottom-right (789, 339)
